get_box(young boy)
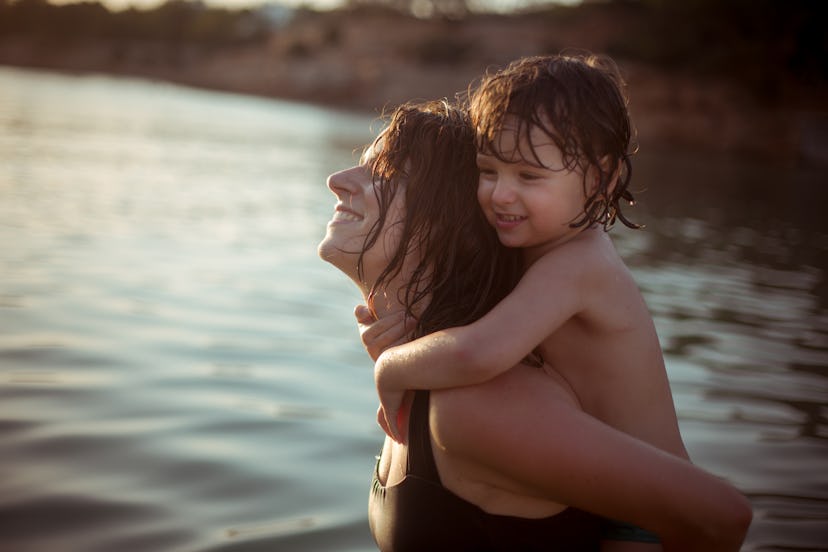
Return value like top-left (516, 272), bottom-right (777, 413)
top-left (368, 54), bottom-right (689, 469)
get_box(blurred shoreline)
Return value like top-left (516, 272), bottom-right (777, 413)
top-left (2, 2), bottom-right (825, 165)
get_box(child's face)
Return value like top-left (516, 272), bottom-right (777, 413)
top-left (476, 115), bottom-right (593, 258)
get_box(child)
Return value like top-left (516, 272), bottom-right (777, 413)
top-left (368, 53), bottom-right (690, 473)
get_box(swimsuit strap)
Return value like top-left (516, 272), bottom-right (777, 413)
top-left (405, 390), bottom-right (441, 483)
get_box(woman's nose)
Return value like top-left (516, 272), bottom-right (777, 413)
top-left (326, 166), bottom-right (359, 198)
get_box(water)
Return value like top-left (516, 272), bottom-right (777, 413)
top-left (0, 66), bottom-right (825, 552)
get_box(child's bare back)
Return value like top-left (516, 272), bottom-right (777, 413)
top-left (532, 227), bottom-right (688, 459)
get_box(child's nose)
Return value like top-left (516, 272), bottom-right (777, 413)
top-left (491, 178), bottom-right (516, 205)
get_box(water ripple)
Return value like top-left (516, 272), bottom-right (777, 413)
top-left (1, 66), bottom-right (826, 552)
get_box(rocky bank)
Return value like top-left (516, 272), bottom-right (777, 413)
top-left (1, 4), bottom-right (825, 165)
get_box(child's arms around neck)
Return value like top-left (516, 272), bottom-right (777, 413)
top-left (375, 237), bottom-right (598, 441)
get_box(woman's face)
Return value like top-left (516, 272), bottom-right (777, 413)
top-left (318, 143), bottom-right (406, 289)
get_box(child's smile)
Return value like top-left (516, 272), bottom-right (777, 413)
top-left (494, 212), bottom-right (528, 229)
top-left (476, 115), bottom-right (593, 259)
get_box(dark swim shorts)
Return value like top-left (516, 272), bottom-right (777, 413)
top-left (603, 519), bottom-right (661, 543)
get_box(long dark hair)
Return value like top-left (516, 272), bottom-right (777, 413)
top-left (358, 100), bottom-right (522, 337)
top-left (470, 53), bottom-right (640, 230)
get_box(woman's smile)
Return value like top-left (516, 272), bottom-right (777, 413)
top-left (330, 204), bottom-right (364, 225)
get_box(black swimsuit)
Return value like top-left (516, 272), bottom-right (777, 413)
top-left (368, 391), bottom-right (603, 551)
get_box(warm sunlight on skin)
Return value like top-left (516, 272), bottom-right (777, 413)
top-left (476, 115), bottom-right (591, 259)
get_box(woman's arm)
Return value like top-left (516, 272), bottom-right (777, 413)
top-left (430, 371), bottom-right (752, 552)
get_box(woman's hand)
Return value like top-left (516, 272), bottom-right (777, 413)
top-left (354, 305), bottom-right (415, 361)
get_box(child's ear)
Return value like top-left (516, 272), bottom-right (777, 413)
top-left (589, 154), bottom-right (620, 195)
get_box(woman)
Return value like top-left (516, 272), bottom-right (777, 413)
top-left (318, 100), bottom-right (751, 551)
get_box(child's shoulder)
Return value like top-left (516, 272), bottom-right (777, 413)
top-left (539, 228), bottom-right (618, 263)
top-left (531, 229), bottom-right (625, 280)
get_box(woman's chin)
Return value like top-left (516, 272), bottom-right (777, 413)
top-left (317, 238), bottom-right (342, 266)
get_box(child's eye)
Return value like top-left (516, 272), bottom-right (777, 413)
top-left (478, 167), bottom-right (497, 177)
top-left (519, 171), bottom-right (543, 181)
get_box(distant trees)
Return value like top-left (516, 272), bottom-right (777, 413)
top-left (344, 0), bottom-right (469, 19)
top-left (0, 0), bottom-right (268, 45)
top-left (604, 0), bottom-right (826, 100)
top-left (0, 0), bottom-right (822, 98)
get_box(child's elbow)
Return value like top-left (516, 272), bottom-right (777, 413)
top-left (452, 332), bottom-right (497, 383)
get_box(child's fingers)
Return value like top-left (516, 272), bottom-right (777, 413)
top-left (376, 405), bottom-right (401, 443)
top-left (376, 405), bottom-right (390, 437)
top-left (362, 310), bottom-right (405, 336)
top-left (396, 392), bottom-right (412, 444)
top-left (387, 408), bottom-right (400, 443)
top-left (391, 316), bottom-right (418, 348)
top-left (359, 310), bottom-right (410, 361)
top-left (354, 304), bottom-right (375, 325)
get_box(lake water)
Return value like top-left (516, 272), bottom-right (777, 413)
top-left (0, 66), bottom-right (825, 552)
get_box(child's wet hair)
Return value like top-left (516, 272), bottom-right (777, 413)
top-left (469, 53), bottom-right (640, 230)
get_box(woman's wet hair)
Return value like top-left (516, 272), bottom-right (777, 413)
top-left (470, 53), bottom-right (640, 230)
top-left (358, 100), bottom-right (522, 337)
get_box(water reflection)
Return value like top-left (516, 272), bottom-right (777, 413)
top-left (0, 66), bottom-right (826, 551)
top-left (624, 196), bottom-right (828, 443)
top-left (613, 149), bottom-right (828, 549)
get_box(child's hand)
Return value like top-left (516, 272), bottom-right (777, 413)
top-left (355, 305), bottom-right (415, 361)
top-left (375, 396), bottom-right (405, 443)
top-left (375, 355), bottom-right (408, 443)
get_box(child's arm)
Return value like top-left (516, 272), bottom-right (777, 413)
top-left (375, 245), bottom-right (590, 440)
